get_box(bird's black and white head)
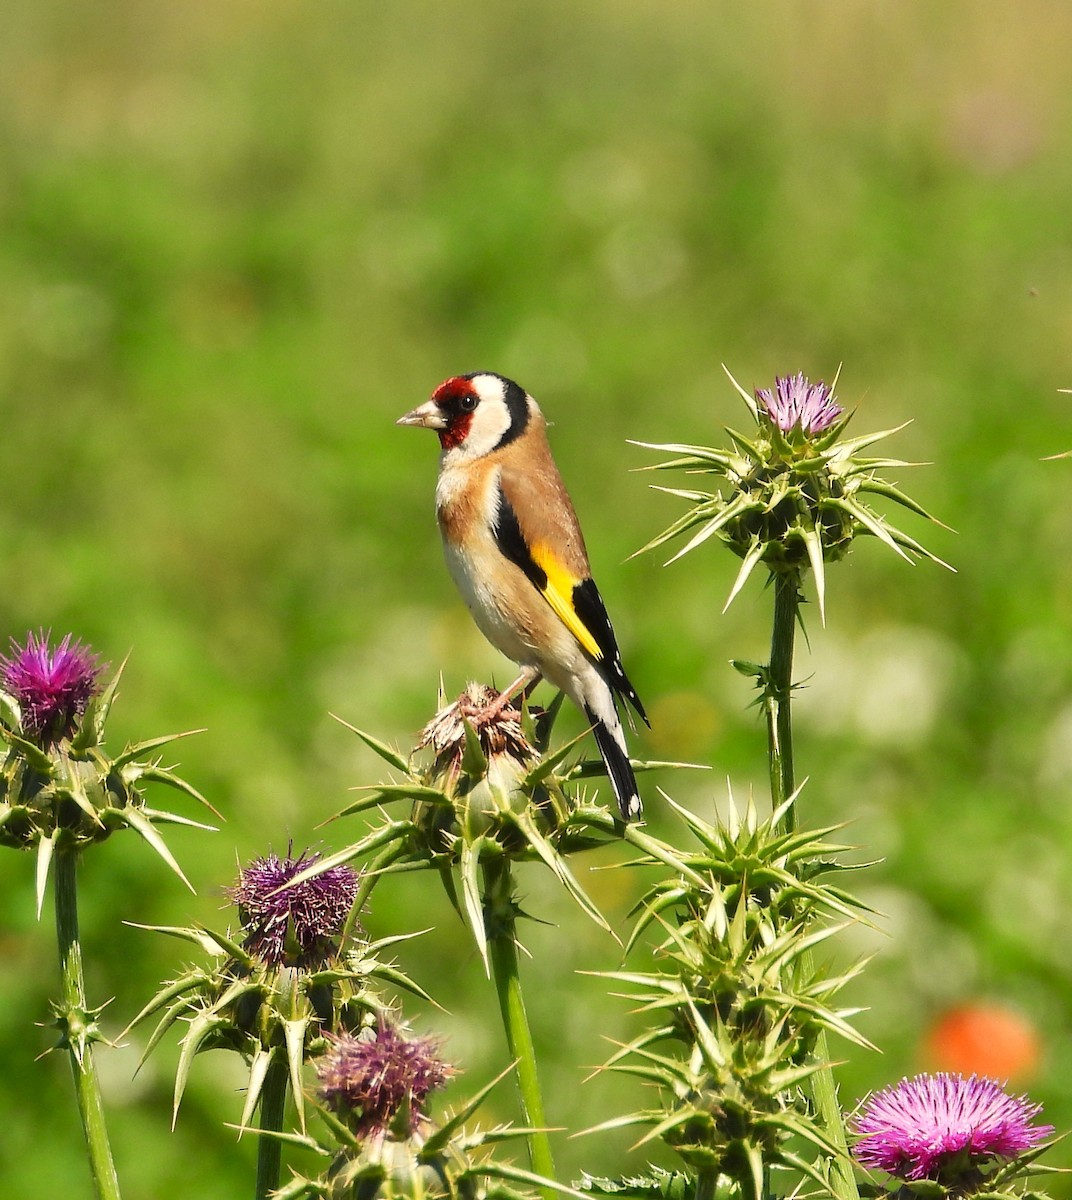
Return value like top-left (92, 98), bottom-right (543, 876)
top-left (397, 372), bottom-right (536, 460)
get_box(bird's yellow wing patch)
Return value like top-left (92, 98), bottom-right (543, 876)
top-left (529, 541), bottom-right (602, 660)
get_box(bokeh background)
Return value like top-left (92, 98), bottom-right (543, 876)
top-left (3, 1), bottom-right (1072, 1195)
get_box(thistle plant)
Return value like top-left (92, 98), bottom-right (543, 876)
top-left (590, 791), bottom-right (871, 1200)
top-left (0, 630), bottom-right (213, 1200)
top-left (287, 685), bottom-right (629, 1183)
top-left (127, 848), bottom-right (430, 1200)
top-left (630, 370), bottom-right (954, 1200)
top-left (852, 1074), bottom-right (1056, 1199)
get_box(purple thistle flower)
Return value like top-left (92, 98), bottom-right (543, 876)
top-left (0, 630), bottom-right (104, 744)
top-left (852, 1073), bottom-right (1053, 1182)
top-left (317, 1019), bottom-right (454, 1138)
top-left (756, 373), bottom-right (843, 436)
top-left (230, 849), bottom-right (360, 969)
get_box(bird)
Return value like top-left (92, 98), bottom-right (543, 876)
top-left (397, 371), bottom-right (648, 822)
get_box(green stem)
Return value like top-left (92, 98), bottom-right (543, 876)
top-left (53, 842), bottom-right (122, 1200)
top-left (763, 573), bottom-right (859, 1200)
top-left (765, 571), bottom-right (798, 830)
top-left (482, 858), bottom-right (556, 1192)
top-left (693, 1166), bottom-right (719, 1200)
top-left (255, 1057), bottom-right (288, 1200)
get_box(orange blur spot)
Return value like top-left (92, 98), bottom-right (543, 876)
top-left (924, 1003), bottom-right (1041, 1082)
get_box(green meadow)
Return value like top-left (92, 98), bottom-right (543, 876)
top-left (2, 2), bottom-right (1071, 1194)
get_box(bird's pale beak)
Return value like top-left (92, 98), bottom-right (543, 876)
top-left (396, 401), bottom-right (446, 430)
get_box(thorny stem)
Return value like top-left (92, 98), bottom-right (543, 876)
top-left (482, 857), bottom-right (556, 1196)
top-left (764, 572), bottom-right (859, 1200)
top-left (765, 571), bottom-right (798, 830)
top-left (53, 842), bottom-right (122, 1200)
top-left (255, 1057), bottom-right (288, 1200)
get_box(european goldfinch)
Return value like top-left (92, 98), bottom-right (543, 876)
top-left (398, 371), bottom-right (648, 822)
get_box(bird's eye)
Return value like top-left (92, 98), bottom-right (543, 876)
top-left (458, 393), bottom-right (479, 412)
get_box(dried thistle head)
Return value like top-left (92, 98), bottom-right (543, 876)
top-left (317, 1018), bottom-right (454, 1139)
top-left (321, 686), bottom-right (624, 974)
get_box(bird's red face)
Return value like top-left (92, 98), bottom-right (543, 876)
top-left (396, 372), bottom-right (530, 459)
top-left (428, 376), bottom-right (481, 450)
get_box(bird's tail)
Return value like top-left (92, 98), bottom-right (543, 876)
top-left (584, 702), bottom-right (642, 822)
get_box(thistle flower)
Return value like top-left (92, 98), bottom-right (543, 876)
top-left (127, 873), bottom-right (431, 1132)
top-left (634, 366), bottom-right (950, 620)
top-left (1, 630), bottom-right (103, 744)
top-left (0, 635), bottom-right (213, 907)
top-left (318, 1019), bottom-right (454, 1139)
top-left (852, 1073), bottom-right (1053, 1182)
top-left (756, 373), bottom-right (843, 436)
top-left (231, 849), bottom-right (360, 969)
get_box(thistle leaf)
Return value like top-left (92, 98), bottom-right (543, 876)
top-left (335, 784), bottom-right (450, 818)
top-left (421, 1064), bottom-right (515, 1152)
top-left (511, 810), bottom-right (611, 934)
top-left (111, 729), bottom-right (204, 773)
top-left (239, 1046), bottom-right (274, 1134)
top-left (722, 362), bottom-right (760, 419)
top-left (123, 922), bottom-right (236, 959)
top-left (284, 1018), bottom-right (309, 1132)
top-left (722, 539), bottom-right (767, 611)
top-left (331, 715), bottom-right (413, 774)
top-left (460, 836), bottom-right (491, 974)
top-left (134, 765), bottom-right (220, 817)
top-left (665, 495), bottom-right (764, 566)
top-left (121, 974), bottom-right (208, 1042)
top-left (35, 830), bottom-right (58, 919)
top-left (173, 1012), bottom-right (228, 1126)
top-left (120, 808), bottom-right (195, 892)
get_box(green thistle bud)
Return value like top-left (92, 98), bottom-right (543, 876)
top-left (635, 367), bottom-right (951, 619)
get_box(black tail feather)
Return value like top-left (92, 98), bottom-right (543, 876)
top-left (586, 707), bottom-right (643, 822)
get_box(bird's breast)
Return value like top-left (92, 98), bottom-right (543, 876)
top-left (435, 460), bottom-right (500, 547)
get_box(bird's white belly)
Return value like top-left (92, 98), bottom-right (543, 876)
top-left (442, 539), bottom-right (538, 666)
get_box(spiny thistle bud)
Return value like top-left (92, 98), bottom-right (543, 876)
top-left (231, 849), bottom-right (359, 969)
top-left (595, 791), bottom-right (871, 1200)
top-left (0, 631), bottom-right (212, 906)
top-left (634, 366), bottom-right (950, 619)
top-left (318, 1019), bottom-right (454, 1139)
top-left (852, 1073), bottom-right (1053, 1190)
top-left (1, 630), bottom-right (103, 745)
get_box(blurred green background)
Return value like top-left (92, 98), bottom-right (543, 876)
top-left (3, 0), bottom-right (1072, 1194)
